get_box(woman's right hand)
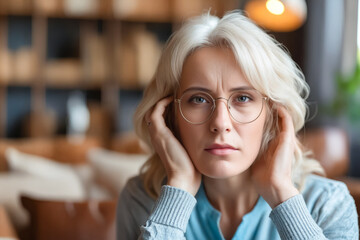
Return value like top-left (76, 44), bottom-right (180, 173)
top-left (146, 96), bottom-right (201, 196)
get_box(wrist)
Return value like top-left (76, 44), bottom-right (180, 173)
top-left (266, 184), bottom-right (299, 209)
top-left (167, 177), bottom-right (200, 196)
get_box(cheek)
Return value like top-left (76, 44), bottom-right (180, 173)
top-left (233, 109), bottom-right (267, 161)
top-left (239, 123), bottom-right (264, 159)
top-left (176, 115), bottom-right (207, 168)
top-left (175, 102), bottom-right (197, 143)
top-left (177, 118), bottom-right (201, 152)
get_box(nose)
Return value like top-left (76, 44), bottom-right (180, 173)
top-left (209, 99), bottom-right (232, 133)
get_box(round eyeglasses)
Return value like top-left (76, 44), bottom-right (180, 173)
top-left (175, 89), bottom-right (267, 125)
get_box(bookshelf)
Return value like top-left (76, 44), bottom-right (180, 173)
top-left (0, 0), bottom-right (238, 139)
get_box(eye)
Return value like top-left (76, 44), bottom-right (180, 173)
top-left (189, 96), bottom-right (209, 104)
top-left (234, 95), bottom-right (251, 103)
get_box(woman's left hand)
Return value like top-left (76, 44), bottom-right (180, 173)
top-left (251, 106), bottom-right (299, 209)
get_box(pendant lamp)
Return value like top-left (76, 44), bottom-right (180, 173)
top-left (244, 0), bottom-right (307, 32)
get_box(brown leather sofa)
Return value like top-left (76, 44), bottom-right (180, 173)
top-left (20, 196), bottom-right (116, 240)
top-left (0, 204), bottom-right (18, 239)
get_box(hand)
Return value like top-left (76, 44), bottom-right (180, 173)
top-left (251, 106), bottom-right (299, 208)
top-left (146, 96), bottom-right (201, 196)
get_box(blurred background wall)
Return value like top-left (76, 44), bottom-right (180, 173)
top-left (0, 0), bottom-right (359, 174)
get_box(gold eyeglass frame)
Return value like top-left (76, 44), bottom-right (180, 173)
top-left (174, 90), bottom-right (268, 125)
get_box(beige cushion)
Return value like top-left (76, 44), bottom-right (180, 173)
top-left (7, 148), bottom-right (112, 199)
top-left (0, 147), bottom-right (142, 228)
top-left (0, 173), bottom-right (86, 229)
top-left (1, 148), bottom-right (87, 228)
top-left (6, 148), bottom-right (81, 181)
top-left (87, 148), bottom-right (149, 196)
top-left (72, 164), bottom-right (113, 200)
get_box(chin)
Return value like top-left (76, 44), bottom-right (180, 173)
top-left (197, 160), bottom-right (251, 179)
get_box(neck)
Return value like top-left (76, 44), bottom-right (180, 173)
top-left (203, 170), bottom-right (259, 217)
top-left (203, 170), bottom-right (259, 240)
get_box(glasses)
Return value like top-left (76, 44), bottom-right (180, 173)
top-left (175, 89), bottom-right (267, 125)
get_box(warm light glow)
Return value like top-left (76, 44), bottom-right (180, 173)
top-left (244, 0), bottom-right (307, 32)
top-left (266, 0), bottom-right (285, 15)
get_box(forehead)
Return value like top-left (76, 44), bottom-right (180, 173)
top-left (179, 47), bottom-right (251, 93)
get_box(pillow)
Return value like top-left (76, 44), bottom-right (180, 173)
top-left (87, 148), bottom-right (149, 197)
top-left (6, 148), bottom-right (112, 200)
top-left (6, 148), bottom-right (80, 181)
top-left (0, 138), bottom-right (54, 172)
top-left (0, 173), bottom-right (86, 229)
top-left (72, 165), bottom-right (113, 200)
top-left (1, 148), bottom-right (87, 228)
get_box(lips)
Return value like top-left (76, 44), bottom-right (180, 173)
top-left (205, 143), bottom-right (238, 156)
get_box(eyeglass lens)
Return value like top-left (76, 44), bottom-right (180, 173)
top-left (178, 89), bottom-right (264, 124)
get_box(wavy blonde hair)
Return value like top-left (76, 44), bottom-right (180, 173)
top-left (134, 11), bottom-right (324, 199)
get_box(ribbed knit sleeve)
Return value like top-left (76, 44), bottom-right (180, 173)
top-left (139, 185), bottom-right (196, 240)
top-left (270, 194), bottom-right (325, 240)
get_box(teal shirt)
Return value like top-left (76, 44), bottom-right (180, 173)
top-left (117, 175), bottom-right (359, 239)
top-left (187, 185), bottom-right (278, 239)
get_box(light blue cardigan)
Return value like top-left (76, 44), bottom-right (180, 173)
top-left (117, 175), bottom-right (358, 239)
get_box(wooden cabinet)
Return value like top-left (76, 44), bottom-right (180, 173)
top-left (0, 0), bottom-right (238, 139)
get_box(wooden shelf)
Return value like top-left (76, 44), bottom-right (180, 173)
top-left (0, 0), bottom-right (237, 138)
top-left (0, 0), bottom-right (230, 23)
top-left (0, 11), bottom-right (176, 23)
top-left (44, 81), bottom-right (104, 90)
top-left (0, 6), bottom-right (172, 22)
top-left (0, 80), bottom-right (104, 90)
top-left (0, 2), bottom-right (169, 138)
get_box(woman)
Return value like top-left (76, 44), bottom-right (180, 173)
top-left (117, 11), bottom-right (358, 239)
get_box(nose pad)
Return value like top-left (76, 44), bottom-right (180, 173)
top-left (213, 98), bottom-right (231, 117)
top-left (210, 100), bottom-right (232, 132)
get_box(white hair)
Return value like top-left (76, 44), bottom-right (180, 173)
top-left (134, 10), bottom-right (324, 199)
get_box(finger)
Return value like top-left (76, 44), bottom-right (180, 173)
top-left (145, 96), bottom-right (172, 125)
top-left (277, 106), bottom-right (295, 138)
top-left (149, 96), bottom-right (174, 132)
top-left (275, 106), bottom-right (296, 157)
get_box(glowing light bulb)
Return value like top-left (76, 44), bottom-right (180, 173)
top-left (266, 0), bottom-right (285, 15)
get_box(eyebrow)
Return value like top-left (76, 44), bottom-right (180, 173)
top-left (181, 86), bottom-right (256, 95)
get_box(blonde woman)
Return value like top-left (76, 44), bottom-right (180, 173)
top-left (117, 11), bottom-right (358, 240)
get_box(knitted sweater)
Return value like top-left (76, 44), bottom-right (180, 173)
top-left (116, 174), bottom-right (358, 239)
